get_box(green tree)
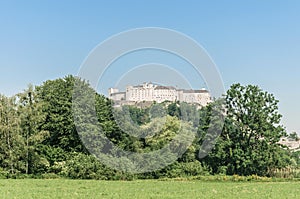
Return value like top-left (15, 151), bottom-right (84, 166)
top-left (0, 95), bottom-right (24, 174)
top-left (167, 101), bottom-right (181, 118)
top-left (17, 85), bottom-right (49, 174)
top-left (288, 132), bottom-right (299, 141)
top-left (204, 84), bottom-right (289, 176)
top-left (35, 75), bottom-right (85, 152)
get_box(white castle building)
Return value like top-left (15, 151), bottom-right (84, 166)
top-left (108, 82), bottom-right (212, 106)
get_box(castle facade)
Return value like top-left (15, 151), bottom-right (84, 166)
top-left (108, 82), bottom-right (211, 106)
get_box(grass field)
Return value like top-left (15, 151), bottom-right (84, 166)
top-left (0, 179), bottom-right (299, 199)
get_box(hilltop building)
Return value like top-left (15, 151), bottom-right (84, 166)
top-left (278, 137), bottom-right (300, 151)
top-left (108, 82), bottom-right (212, 106)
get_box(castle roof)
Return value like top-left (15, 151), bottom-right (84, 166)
top-left (154, 85), bottom-right (176, 90)
top-left (182, 89), bottom-right (209, 93)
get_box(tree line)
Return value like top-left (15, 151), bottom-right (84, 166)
top-left (0, 75), bottom-right (298, 179)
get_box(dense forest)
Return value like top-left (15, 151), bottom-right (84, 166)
top-left (0, 75), bottom-right (299, 179)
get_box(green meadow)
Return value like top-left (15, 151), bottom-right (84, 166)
top-left (1, 179), bottom-right (299, 199)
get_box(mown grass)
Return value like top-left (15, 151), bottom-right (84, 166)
top-left (0, 179), bottom-right (299, 199)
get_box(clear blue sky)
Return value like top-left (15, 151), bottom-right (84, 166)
top-left (0, 0), bottom-right (299, 133)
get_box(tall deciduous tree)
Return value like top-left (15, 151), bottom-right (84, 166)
top-left (17, 85), bottom-right (49, 174)
top-left (0, 95), bottom-right (24, 174)
top-left (35, 76), bottom-right (85, 152)
top-left (204, 84), bottom-right (289, 176)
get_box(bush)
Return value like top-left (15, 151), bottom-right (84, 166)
top-left (0, 168), bottom-right (9, 179)
top-left (41, 173), bottom-right (61, 179)
top-left (60, 152), bottom-right (136, 180)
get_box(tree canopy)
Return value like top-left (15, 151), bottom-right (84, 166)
top-left (0, 77), bottom-right (297, 179)
top-left (203, 83), bottom-right (290, 176)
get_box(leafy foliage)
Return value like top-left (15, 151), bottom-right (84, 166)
top-left (203, 84), bottom-right (290, 176)
top-left (0, 77), bottom-right (297, 179)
